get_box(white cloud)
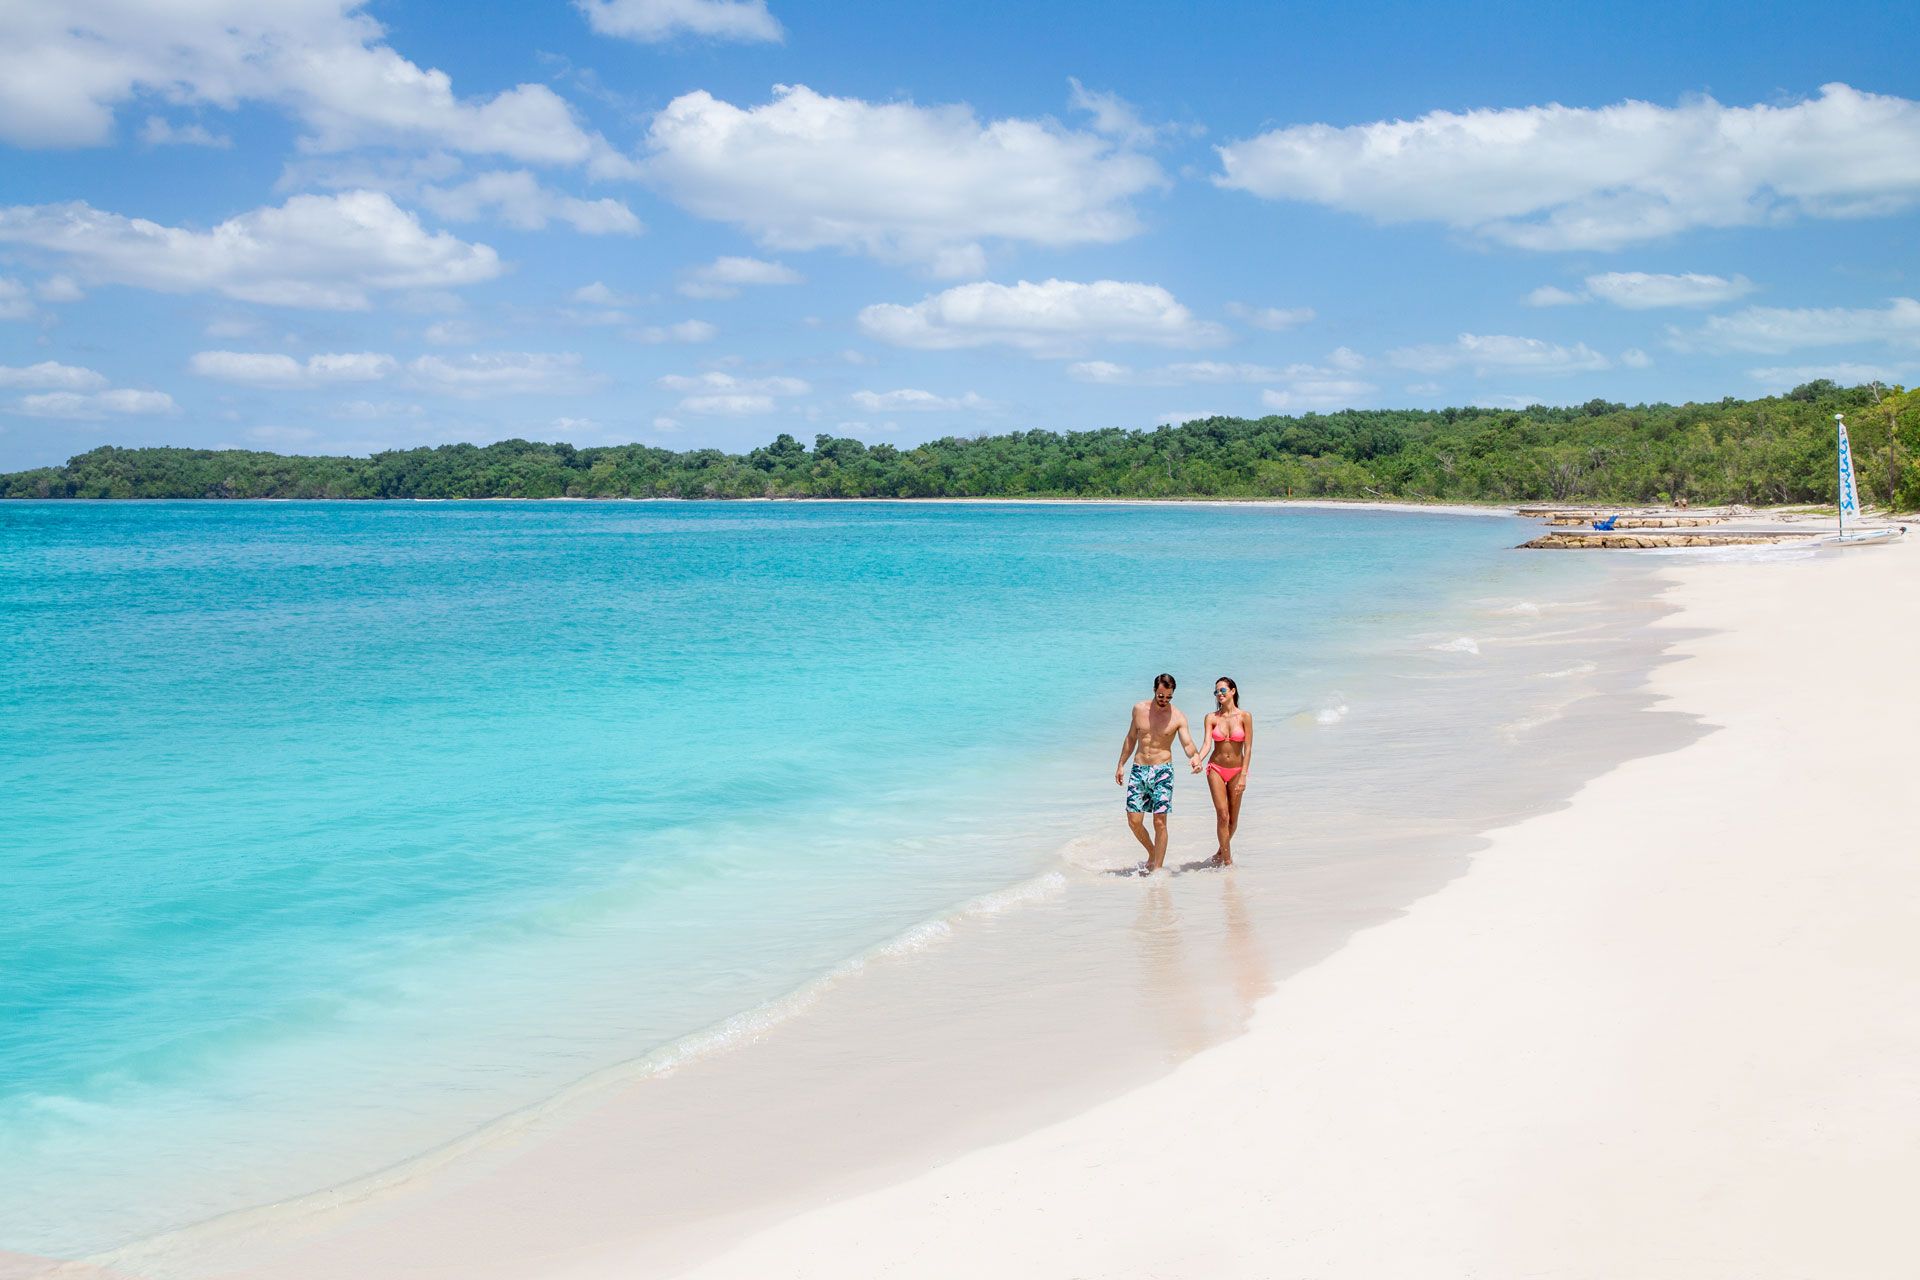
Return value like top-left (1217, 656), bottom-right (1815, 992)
top-left (415, 170), bottom-right (643, 235)
top-left (859, 279), bottom-right (1225, 356)
top-left (1621, 348), bottom-right (1653, 368)
top-left (644, 84), bottom-right (1164, 274)
top-left (1216, 83), bottom-right (1920, 250)
top-left (1388, 334), bottom-right (1611, 376)
top-left (572, 281), bottom-right (639, 306)
top-left (0, 192), bottom-right (502, 310)
top-left (35, 275), bottom-right (85, 302)
top-left (190, 350), bottom-right (397, 387)
top-left (1066, 78), bottom-right (1167, 148)
top-left (1224, 302), bottom-right (1315, 330)
top-left (0, 0), bottom-right (612, 167)
top-left (678, 256), bottom-right (803, 300)
top-left (1749, 362), bottom-right (1909, 388)
top-left (651, 415), bottom-right (684, 432)
top-left (15, 388), bottom-right (177, 419)
top-left (631, 320), bottom-right (719, 344)
top-left (410, 352), bottom-right (601, 396)
top-left (1068, 359), bottom-right (1303, 385)
top-left (1261, 378), bottom-right (1377, 412)
top-left (658, 370), bottom-right (807, 414)
top-left (423, 319), bottom-right (481, 345)
top-left (0, 361), bottom-right (106, 390)
top-left (1067, 360), bottom-right (1133, 383)
top-left (1525, 285), bottom-right (1585, 307)
top-left (849, 388), bottom-right (988, 412)
top-left (1156, 410), bottom-right (1219, 426)
top-left (658, 371), bottom-right (809, 394)
top-left (1670, 298), bottom-right (1920, 354)
top-left (1584, 271), bottom-right (1754, 309)
top-left (681, 393), bottom-right (774, 414)
top-left (0, 278), bottom-right (32, 320)
top-left (140, 116), bottom-right (231, 148)
top-left (576, 0), bottom-right (783, 43)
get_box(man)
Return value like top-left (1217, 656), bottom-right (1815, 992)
top-left (1114, 673), bottom-right (1202, 875)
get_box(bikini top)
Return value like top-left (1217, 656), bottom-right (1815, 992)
top-left (1210, 722), bottom-right (1247, 742)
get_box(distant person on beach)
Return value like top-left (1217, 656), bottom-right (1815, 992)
top-left (1115, 673), bottom-right (1202, 875)
top-left (1199, 677), bottom-right (1253, 868)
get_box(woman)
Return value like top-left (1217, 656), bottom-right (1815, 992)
top-left (1199, 676), bottom-right (1252, 867)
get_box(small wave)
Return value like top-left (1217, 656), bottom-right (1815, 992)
top-left (1500, 710), bottom-right (1562, 739)
top-left (1535, 662), bottom-right (1597, 680)
top-left (959, 870), bottom-right (1068, 916)
top-left (1314, 703), bottom-right (1349, 725)
top-left (1430, 636), bottom-right (1480, 655)
top-left (1491, 601), bottom-right (1541, 617)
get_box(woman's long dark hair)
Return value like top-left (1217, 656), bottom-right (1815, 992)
top-left (1213, 676), bottom-right (1240, 710)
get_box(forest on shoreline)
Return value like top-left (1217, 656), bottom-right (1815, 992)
top-left (6, 381), bottom-right (1918, 508)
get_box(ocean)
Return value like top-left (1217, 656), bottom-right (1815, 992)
top-left (0, 500), bottom-right (1630, 1262)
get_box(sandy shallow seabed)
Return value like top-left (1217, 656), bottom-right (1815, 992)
top-left (661, 538), bottom-right (1920, 1280)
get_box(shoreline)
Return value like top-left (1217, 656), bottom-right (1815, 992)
top-left (59, 541), bottom-right (1683, 1280)
top-left (2, 494), bottom-right (1518, 517)
top-left (662, 538), bottom-right (1920, 1279)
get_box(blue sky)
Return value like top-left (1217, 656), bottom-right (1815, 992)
top-left (1, 0), bottom-right (1916, 470)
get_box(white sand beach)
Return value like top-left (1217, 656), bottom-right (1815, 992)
top-left (651, 537), bottom-right (1920, 1280)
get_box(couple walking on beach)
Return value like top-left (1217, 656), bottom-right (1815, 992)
top-left (1115, 673), bottom-right (1253, 875)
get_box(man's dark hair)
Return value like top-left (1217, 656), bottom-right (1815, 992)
top-left (1153, 673), bottom-right (1176, 691)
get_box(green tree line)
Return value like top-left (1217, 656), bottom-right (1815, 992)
top-left (7, 381), bottom-right (1919, 507)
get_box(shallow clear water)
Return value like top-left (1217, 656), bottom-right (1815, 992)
top-left (0, 500), bottom-right (1611, 1258)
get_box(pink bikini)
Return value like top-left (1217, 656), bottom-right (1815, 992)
top-left (1207, 722), bottom-right (1246, 782)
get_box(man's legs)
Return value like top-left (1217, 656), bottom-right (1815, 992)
top-left (1126, 811), bottom-right (1155, 856)
top-left (1148, 813), bottom-right (1169, 872)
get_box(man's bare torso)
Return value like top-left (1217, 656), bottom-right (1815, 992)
top-left (1130, 700), bottom-right (1184, 765)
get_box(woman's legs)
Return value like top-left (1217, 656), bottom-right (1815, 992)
top-left (1207, 767), bottom-right (1233, 866)
top-left (1226, 781), bottom-right (1245, 839)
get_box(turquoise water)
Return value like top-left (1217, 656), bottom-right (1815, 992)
top-left (0, 500), bottom-right (1597, 1258)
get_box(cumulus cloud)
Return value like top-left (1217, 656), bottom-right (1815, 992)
top-left (572, 282), bottom-right (640, 306)
top-left (849, 388), bottom-right (988, 412)
top-left (0, 361), bottom-right (106, 390)
top-left (1260, 378), bottom-right (1377, 412)
top-left (0, 278), bottom-right (33, 320)
top-left (1585, 271), bottom-right (1754, 309)
top-left (1224, 302), bottom-right (1315, 330)
top-left (644, 84), bottom-right (1164, 274)
top-left (415, 170), bottom-right (642, 235)
top-left (678, 256), bottom-right (803, 300)
top-left (0, 192), bottom-right (502, 309)
top-left (410, 352), bottom-right (602, 396)
top-left (630, 320), bottom-right (719, 344)
top-left (1621, 348), bottom-right (1653, 368)
top-left (15, 388), bottom-right (177, 419)
top-left (1525, 285), bottom-right (1585, 307)
top-left (1067, 359), bottom-right (1310, 385)
top-left (576, 0), bottom-right (782, 43)
top-left (139, 117), bottom-right (231, 148)
top-left (1670, 298), bottom-right (1920, 354)
top-left (1216, 83), bottom-right (1920, 250)
top-left (1066, 79), bottom-right (1168, 148)
top-left (190, 350), bottom-right (398, 387)
top-left (1388, 334), bottom-right (1611, 375)
top-left (859, 279), bottom-right (1225, 356)
top-left (0, 0), bottom-right (615, 168)
top-left (658, 370), bottom-right (808, 414)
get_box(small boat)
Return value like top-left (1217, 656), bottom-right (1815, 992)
top-left (1812, 413), bottom-right (1906, 548)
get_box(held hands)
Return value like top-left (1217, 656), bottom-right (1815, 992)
top-left (1189, 755), bottom-right (1203, 774)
